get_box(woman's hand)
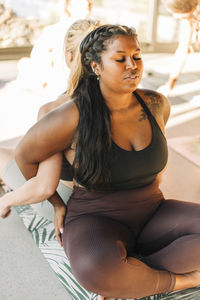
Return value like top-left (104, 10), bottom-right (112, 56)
top-left (0, 194), bottom-right (12, 218)
top-left (54, 204), bottom-right (67, 247)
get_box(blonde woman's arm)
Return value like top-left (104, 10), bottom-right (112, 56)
top-left (158, 19), bottom-right (194, 97)
top-left (0, 152), bottom-right (66, 246)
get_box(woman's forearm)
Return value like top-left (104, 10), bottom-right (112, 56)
top-left (11, 153), bottom-right (62, 207)
top-left (48, 192), bottom-right (66, 208)
top-left (1, 176), bottom-right (53, 208)
top-left (0, 152), bottom-right (64, 221)
top-left (168, 19), bottom-right (194, 85)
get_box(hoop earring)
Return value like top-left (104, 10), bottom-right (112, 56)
top-left (93, 70), bottom-right (99, 80)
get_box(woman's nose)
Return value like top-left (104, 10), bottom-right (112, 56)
top-left (126, 57), bottom-right (137, 70)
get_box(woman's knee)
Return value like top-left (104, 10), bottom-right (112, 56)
top-left (69, 240), bottom-right (125, 292)
top-left (137, 199), bottom-right (200, 255)
top-left (63, 215), bottom-right (131, 291)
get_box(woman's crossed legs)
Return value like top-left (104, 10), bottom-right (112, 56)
top-left (63, 214), bottom-right (174, 299)
top-left (138, 199), bottom-right (200, 273)
top-left (63, 199), bottom-right (200, 299)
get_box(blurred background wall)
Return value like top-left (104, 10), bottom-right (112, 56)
top-left (0, 0), bottom-right (184, 60)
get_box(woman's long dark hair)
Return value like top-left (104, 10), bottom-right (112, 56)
top-left (73, 24), bottom-right (137, 190)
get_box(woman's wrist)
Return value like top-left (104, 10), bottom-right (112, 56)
top-left (54, 204), bottom-right (66, 212)
top-left (48, 192), bottom-right (66, 208)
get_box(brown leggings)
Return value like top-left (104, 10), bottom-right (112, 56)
top-left (63, 181), bottom-right (200, 299)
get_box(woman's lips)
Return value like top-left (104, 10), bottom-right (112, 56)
top-left (124, 75), bottom-right (139, 81)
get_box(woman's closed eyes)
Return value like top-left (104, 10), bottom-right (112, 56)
top-left (115, 56), bottom-right (142, 62)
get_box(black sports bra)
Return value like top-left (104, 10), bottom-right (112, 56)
top-left (60, 91), bottom-right (168, 190)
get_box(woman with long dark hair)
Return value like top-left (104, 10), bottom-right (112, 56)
top-left (15, 24), bottom-right (200, 299)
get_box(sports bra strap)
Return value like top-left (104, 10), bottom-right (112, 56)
top-left (133, 91), bottom-right (152, 118)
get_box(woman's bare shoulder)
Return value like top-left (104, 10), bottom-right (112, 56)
top-left (18, 99), bottom-right (79, 156)
top-left (136, 88), bottom-right (170, 124)
top-left (46, 98), bottom-right (79, 126)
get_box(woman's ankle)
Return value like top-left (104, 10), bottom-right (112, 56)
top-left (174, 271), bottom-right (200, 291)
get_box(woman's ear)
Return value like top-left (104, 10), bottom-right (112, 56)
top-left (65, 51), bottom-right (73, 68)
top-left (90, 62), bottom-right (100, 76)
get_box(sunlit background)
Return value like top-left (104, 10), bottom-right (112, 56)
top-left (0, 0), bottom-right (200, 144)
top-left (0, 0), bottom-right (183, 51)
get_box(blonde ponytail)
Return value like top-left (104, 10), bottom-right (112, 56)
top-left (63, 19), bottom-right (101, 97)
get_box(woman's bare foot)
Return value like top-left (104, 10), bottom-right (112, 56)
top-left (174, 271), bottom-right (200, 291)
top-left (184, 271), bottom-right (200, 287)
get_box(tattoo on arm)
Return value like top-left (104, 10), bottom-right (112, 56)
top-left (144, 92), bottom-right (162, 115)
top-left (138, 109), bottom-right (147, 122)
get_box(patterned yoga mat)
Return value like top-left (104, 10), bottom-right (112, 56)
top-left (15, 204), bottom-right (200, 300)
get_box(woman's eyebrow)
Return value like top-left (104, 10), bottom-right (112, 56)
top-left (115, 48), bottom-right (141, 53)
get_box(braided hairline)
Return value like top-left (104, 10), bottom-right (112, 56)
top-left (80, 24), bottom-right (137, 72)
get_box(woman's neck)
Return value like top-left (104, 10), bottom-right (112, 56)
top-left (99, 84), bottom-right (138, 112)
top-left (104, 91), bottom-right (136, 112)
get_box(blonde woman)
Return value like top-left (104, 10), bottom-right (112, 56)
top-left (0, 19), bottom-right (100, 246)
top-left (16, 0), bottom-right (94, 98)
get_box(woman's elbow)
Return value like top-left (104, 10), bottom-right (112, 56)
top-left (15, 136), bottom-right (39, 179)
top-left (28, 177), bottom-right (57, 201)
top-left (15, 141), bottom-right (25, 166)
top-left (15, 137), bottom-right (29, 165)
top-left (38, 183), bottom-right (57, 200)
